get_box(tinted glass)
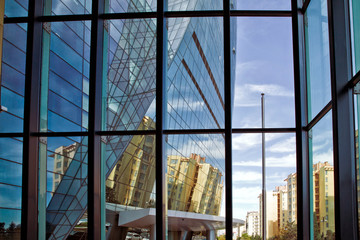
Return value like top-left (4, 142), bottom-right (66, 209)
top-left (38, 137), bottom-right (88, 239)
top-left (166, 134), bottom-right (226, 238)
top-left (166, 17), bottom-right (224, 130)
top-left (103, 134), bottom-right (156, 239)
top-left (305, 0), bottom-right (331, 121)
top-left (40, 21), bottom-right (90, 132)
top-left (106, 0), bottom-right (156, 13)
top-left (4, 0), bottom-right (28, 17)
top-left (44, 0), bottom-right (91, 15)
top-left (102, 19), bottom-right (156, 131)
top-left (167, 0), bottom-right (222, 11)
top-left (0, 23), bottom-right (27, 133)
top-left (309, 112), bottom-right (335, 239)
top-left (0, 137), bottom-right (23, 239)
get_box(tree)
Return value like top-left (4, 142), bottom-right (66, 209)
top-left (269, 222), bottom-right (297, 240)
top-left (240, 233), bottom-right (251, 240)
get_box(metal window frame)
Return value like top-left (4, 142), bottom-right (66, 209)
top-left (1, 0), bottom-right (359, 239)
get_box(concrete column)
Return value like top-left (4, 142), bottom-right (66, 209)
top-left (180, 230), bottom-right (193, 240)
top-left (206, 229), bottom-right (215, 240)
top-left (106, 214), bottom-right (128, 240)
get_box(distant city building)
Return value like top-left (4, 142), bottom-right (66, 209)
top-left (313, 162), bottom-right (335, 236)
top-left (259, 191), bottom-right (278, 239)
top-left (285, 173), bottom-right (297, 224)
top-left (273, 185), bottom-right (288, 231)
top-left (246, 211), bottom-right (260, 237)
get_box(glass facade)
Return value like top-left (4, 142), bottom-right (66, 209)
top-left (0, 0), bottom-right (359, 239)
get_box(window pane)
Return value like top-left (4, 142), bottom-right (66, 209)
top-left (234, 0), bottom-right (290, 10)
top-left (4, 0), bottom-right (28, 17)
top-left (0, 137), bottom-right (23, 239)
top-left (38, 137), bottom-right (88, 239)
top-left (166, 17), bottom-right (224, 130)
top-left (354, 90), bottom-right (360, 236)
top-left (106, 0), bottom-right (156, 13)
top-left (103, 133), bottom-right (156, 239)
top-left (232, 17), bottom-right (295, 128)
top-left (0, 23), bottom-right (27, 133)
top-left (305, 0), bottom-right (331, 121)
top-left (309, 112), bottom-right (335, 239)
top-left (102, 19), bottom-right (156, 131)
top-left (232, 133), bottom-right (296, 239)
top-left (40, 21), bottom-right (90, 132)
top-left (44, 0), bottom-right (91, 15)
top-left (166, 134), bottom-right (227, 238)
top-left (167, 0), bottom-right (222, 11)
top-left (351, 0), bottom-right (360, 73)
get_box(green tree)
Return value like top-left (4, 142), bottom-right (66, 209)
top-left (240, 233), bottom-right (251, 240)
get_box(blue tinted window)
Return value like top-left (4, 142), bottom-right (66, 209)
top-left (3, 24), bottom-right (27, 52)
top-left (49, 52), bottom-right (82, 89)
top-left (5, 0), bottom-right (27, 17)
top-left (0, 113), bottom-right (23, 133)
top-left (49, 72), bottom-right (82, 107)
top-left (2, 40), bottom-right (26, 74)
top-left (48, 91), bottom-right (82, 125)
top-left (0, 184), bottom-right (22, 209)
top-left (48, 111), bottom-right (82, 132)
top-left (1, 63), bottom-right (25, 95)
top-left (0, 138), bottom-right (22, 162)
top-left (50, 34), bottom-right (83, 72)
top-left (1, 87), bottom-right (24, 118)
top-left (52, 22), bottom-right (84, 55)
top-left (0, 160), bottom-right (22, 186)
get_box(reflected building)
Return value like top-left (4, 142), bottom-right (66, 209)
top-left (167, 153), bottom-right (223, 215)
top-left (51, 143), bottom-right (77, 192)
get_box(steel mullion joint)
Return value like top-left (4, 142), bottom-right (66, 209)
top-left (327, 0), bottom-right (358, 238)
top-left (223, 0), bottom-right (232, 239)
top-left (88, 0), bottom-right (105, 239)
top-left (155, 0), bottom-right (167, 239)
top-left (21, 0), bottom-right (44, 239)
top-left (292, 0), bottom-right (310, 238)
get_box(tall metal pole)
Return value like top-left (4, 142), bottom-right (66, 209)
top-left (261, 93), bottom-right (266, 239)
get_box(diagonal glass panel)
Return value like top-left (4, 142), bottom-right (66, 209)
top-left (0, 23), bottom-right (27, 133)
top-left (40, 21), bottom-right (91, 132)
top-left (167, 0), bottom-right (222, 11)
top-left (102, 18), bottom-right (156, 131)
top-left (105, 0), bottom-right (156, 13)
top-left (38, 136), bottom-right (88, 239)
top-left (166, 17), bottom-right (225, 130)
top-left (44, 0), bottom-right (91, 16)
top-left (4, 0), bottom-right (28, 17)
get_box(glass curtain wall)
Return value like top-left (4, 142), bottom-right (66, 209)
top-left (0, 0), bottom-right (359, 239)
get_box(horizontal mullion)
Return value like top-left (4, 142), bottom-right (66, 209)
top-left (31, 131), bottom-right (89, 137)
top-left (305, 101), bottom-right (332, 131)
top-left (232, 128), bottom-right (296, 133)
top-left (230, 10), bottom-right (292, 17)
top-left (4, 17), bottom-right (29, 24)
top-left (37, 14), bottom-right (92, 22)
top-left (0, 133), bottom-right (24, 138)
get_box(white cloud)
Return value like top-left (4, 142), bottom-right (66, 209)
top-left (233, 186), bottom-right (262, 204)
top-left (233, 171), bottom-right (262, 182)
top-left (232, 134), bottom-right (261, 151)
top-left (313, 149), bottom-right (333, 164)
top-left (233, 153), bottom-right (296, 168)
top-left (268, 136), bottom-right (296, 153)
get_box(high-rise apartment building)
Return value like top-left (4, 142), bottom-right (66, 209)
top-left (245, 211), bottom-right (260, 237)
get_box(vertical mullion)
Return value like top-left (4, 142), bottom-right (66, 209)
top-left (223, 0), bottom-right (232, 240)
top-left (88, 0), bottom-right (105, 239)
top-left (21, 0), bottom-right (44, 239)
top-left (156, 0), bottom-right (166, 239)
top-left (327, 0), bottom-right (358, 238)
top-left (292, 0), bottom-right (310, 239)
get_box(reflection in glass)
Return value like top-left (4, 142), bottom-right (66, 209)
top-left (4, 0), bottom-right (28, 17)
top-left (44, 0), bottom-right (91, 15)
top-left (167, 0), bottom-right (222, 11)
top-left (0, 23), bottom-right (27, 133)
top-left (0, 137), bottom-right (23, 239)
top-left (38, 137), bottom-right (88, 239)
top-left (104, 130), bottom-right (156, 238)
top-left (232, 17), bottom-right (295, 128)
top-left (102, 19), bottom-right (156, 131)
top-left (166, 17), bottom-right (225, 130)
top-left (40, 21), bottom-right (91, 132)
top-left (305, 0), bottom-right (331, 121)
top-left (309, 112), bottom-right (335, 239)
top-left (165, 134), bottom-right (232, 239)
top-left (106, 0), bottom-right (156, 13)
